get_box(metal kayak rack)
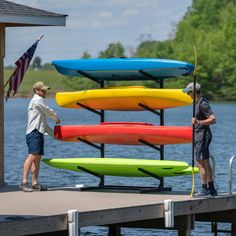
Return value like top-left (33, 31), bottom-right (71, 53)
top-left (229, 155), bottom-right (236, 195)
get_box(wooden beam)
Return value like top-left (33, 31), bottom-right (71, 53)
top-left (0, 215), bottom-right (68, 236)
top-left (104, 215), bottom-right (195, 232)
top-left (0, 24), bottom-right (5, 186)
top-left (196, 210), bottom-right (236, 222)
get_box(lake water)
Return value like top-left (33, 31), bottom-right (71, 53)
top-left (4, 99), bottom-right (236, 235)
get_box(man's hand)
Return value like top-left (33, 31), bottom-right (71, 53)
top-left (56, 118), bottom-right (61, 125)
top-left (192, 118), bottom-right (202, 125)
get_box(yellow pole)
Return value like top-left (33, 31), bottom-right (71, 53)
top-left (190, 43), bottom-right (198, 197)
top-left (0, 24), bottom-right (5, 186)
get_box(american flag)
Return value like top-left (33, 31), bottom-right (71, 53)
top-left (5, 39), bottom-right (40, 100)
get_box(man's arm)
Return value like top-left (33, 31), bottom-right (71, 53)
top-left (34, 98), bottom-right (59, 122)
top-left (192, 114), bottom-right (216, 126)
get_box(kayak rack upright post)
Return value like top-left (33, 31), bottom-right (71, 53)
top-left (76, 76), bottom-right (105, 189)
top-left (158, 79), bottom-right (165, 191)
top-left (137, 76), bottom-right (167, 191)
top-left (99, 80), bottom-right (105, 188)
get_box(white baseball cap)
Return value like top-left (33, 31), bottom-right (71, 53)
top-left (183, 82), bottom-right (201, 93)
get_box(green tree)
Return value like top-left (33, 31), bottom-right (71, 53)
top-left (136, 40), bottom-right (174, 59)
top-left (81, 51), bottom-right (91, 59)
top-left (132, 0), bottom-right (236, 100)
top-left (32, 56), bottom-right (42, 70)
top-left (98, 42), bottom-right (126, 58)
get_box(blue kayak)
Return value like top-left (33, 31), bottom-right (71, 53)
top-left (52, 58), bottom-right (194, 81)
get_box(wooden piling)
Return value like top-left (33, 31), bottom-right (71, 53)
top-left (0, 24), bottom-right (5, 186)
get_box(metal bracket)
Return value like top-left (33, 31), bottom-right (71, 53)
top-left (138, 139), bottom-right (161, 151)
top-left (138, 103), bottom-right (161, 116)
top-left (77, 166), bottom-right (104, 188)
top-left (68, 210), bottom-right (80, 236)
top-left (164, 199), bottom-right (174, 228)
top-left (76, 102), bottom-right (101, 115)
top-left (77, 166), bottom-right (102, 178)
top-left (76, 70), bottom-right (99, 83)
top-left (77, 137), bottom-right (102, 150)
top-left (138, 167), bottom-right (162, 181)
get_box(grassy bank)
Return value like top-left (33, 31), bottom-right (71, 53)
top-left (3, 68), bottom-right (160, 98)
top-left (4, 68), bottom-right (72, 98)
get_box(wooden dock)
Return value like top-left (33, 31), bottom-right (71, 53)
top-left (1, 184), bottom-right (236, 235)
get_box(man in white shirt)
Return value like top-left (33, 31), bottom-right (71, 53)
top-left (20, 81), bottom-right (61, 192)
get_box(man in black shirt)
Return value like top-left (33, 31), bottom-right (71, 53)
top-left (183, 82), bottom-right (217, 196)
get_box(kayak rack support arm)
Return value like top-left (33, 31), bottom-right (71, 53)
top-left (138, 103), bottom-right (160, 116)
top-left (77, 166), bottom-right (102, 177)
top-left (138, 70), bottom-right (161, 83)
top-left (77, 102), bottom-right (101, 115)
top-left (138, 139), bottom-right (161, 152)
top-left (138, 168), bottom-right (161, 181)
top-left (77, 137), bottom-right (102, 150)
top-left (76, 70), bottom-right (100, 83)
top-left (77, 166), bottom-right (104, 188)
top-left (138, 168), bottom-right (172, 192)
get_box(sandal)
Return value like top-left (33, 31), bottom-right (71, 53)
top-left (32, 183), bottom-right (48, 191)
top-left (19, 182), bottom-right (33, 192)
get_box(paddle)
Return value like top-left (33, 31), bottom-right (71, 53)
top-left (190, 43), bottom-right (198, 197)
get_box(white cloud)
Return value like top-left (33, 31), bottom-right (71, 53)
top-left (99, 11), bottom-right (112, 18)
top-left (5, 0), bottom-right (192, 65)
top-left (122, 9), bottom-right (139, 17)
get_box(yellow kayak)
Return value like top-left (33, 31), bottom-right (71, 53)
top-left (56, 86), bottom-right (192, 111)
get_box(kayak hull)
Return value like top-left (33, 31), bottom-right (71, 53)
top-left (56, 87), bottom-right (192, 110)
top-left (43, 158), bottom-right (198, 177)
top-left (54, 122), bottom-right (192, 145)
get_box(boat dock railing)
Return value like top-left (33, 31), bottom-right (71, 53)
top-left (229, 155), bottom-right (236, 195)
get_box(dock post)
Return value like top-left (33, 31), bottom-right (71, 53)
top-left (177, 215), bottom-right (192, 236)
top-left (68, 210), bottom-right (80, 236)
top-left (108, 226), bottom-right (121, 236)
top-left (232, 222), bottom-right (236, 236)
top-left (0, 24), bottom-right (5, 186)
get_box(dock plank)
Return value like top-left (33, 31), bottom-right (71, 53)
top-left (1, 185), bottom-right (236, 235)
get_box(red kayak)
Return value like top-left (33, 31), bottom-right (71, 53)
top-left (54, 122), bottom-right (192, 145)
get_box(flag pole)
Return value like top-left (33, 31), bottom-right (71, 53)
top-left (190, 42), bottom-right (197, 196)
top-left (38, 34), bottom-right (44, 41)
top-left (3, 34), bottom-right (44, 89)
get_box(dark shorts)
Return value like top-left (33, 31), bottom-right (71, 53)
top-left (195, 137), bottom-right (212, 161)
top-left (26, 129), bottom-right (44, 155)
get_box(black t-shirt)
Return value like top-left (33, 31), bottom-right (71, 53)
top-left (195, 96), bottom-right (214, 140)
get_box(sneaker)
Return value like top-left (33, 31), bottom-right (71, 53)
top-left (209, 188), bottom-right (218, 196)
top-left (19, 182), bottom-right (33, 192)
top-left (193, 188), bottom-right (209, 197)
top-left (32, 183), bottom-right (48, 191)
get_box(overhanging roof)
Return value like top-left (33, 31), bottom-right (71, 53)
top-left (0, 0), bottom-right (67, 26)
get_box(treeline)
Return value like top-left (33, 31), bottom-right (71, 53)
top-left (7, 0), bottom-right (235, 100)
top-left (63, 0), bottom-right (236, 100)
top-left (136, 0), bottom-right (236, 100)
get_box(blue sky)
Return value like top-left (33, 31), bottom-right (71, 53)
top-left (5, 0), bottom-right (192, 66)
